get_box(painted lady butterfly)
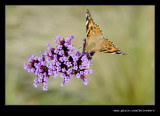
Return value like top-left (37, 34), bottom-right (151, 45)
top-left (84, 9), bottom-right (127, 55)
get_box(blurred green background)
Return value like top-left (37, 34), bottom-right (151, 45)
top-left (6, 5), bottom-right (154, 105)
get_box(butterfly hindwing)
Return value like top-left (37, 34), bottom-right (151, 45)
top-left (99, 38), bottom-right (127, 55)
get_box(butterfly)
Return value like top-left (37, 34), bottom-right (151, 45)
top-left (84, 9), bottom-right (127, 55)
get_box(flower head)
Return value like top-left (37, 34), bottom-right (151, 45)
top-left (24, 35), bottom-right (93, 91)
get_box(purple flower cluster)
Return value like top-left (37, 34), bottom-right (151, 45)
top-left (24, 35), bottom-right (93, 91)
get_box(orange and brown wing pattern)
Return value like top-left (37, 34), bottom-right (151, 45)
top-left (85, 9), bottom-right (127, 55)
top-left (92, 23), bottom-right (103, 36)
top-left (86, 9), bottom-right (103, 39)
top-left (85, 9), bottom-right (104, 53)
top-left (99, 38), bottom-right (127, 55)
top-left (86, 9), bottom-right (94, 40)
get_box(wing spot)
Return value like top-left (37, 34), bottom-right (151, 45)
top-left (86, 20), bottom-right (88, 25)
top-left (108, 47), bottom-right (112, 50)
top-left (90, 26), bottom-right (93, 30)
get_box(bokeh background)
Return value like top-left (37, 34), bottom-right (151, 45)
top-left (6, 5), bottom-right (154, 105)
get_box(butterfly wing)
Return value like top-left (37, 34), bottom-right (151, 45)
top-left (85, 9), bottom-right (103, 53)
top-left (99, 38), bottom-right (127, 55)
top-left (85, 9), bottom-right (127, 55)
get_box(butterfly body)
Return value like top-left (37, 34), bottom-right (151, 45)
top-left (84, 9), bottom-right (127, 55)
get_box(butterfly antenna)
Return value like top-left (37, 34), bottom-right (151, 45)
top-left (78, 47), bottom-right (82, 50)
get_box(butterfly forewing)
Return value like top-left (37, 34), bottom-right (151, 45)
top-left (86, 9), bottom-right (104, 53)
top-left (86, 9), bottom-right (94, 39)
